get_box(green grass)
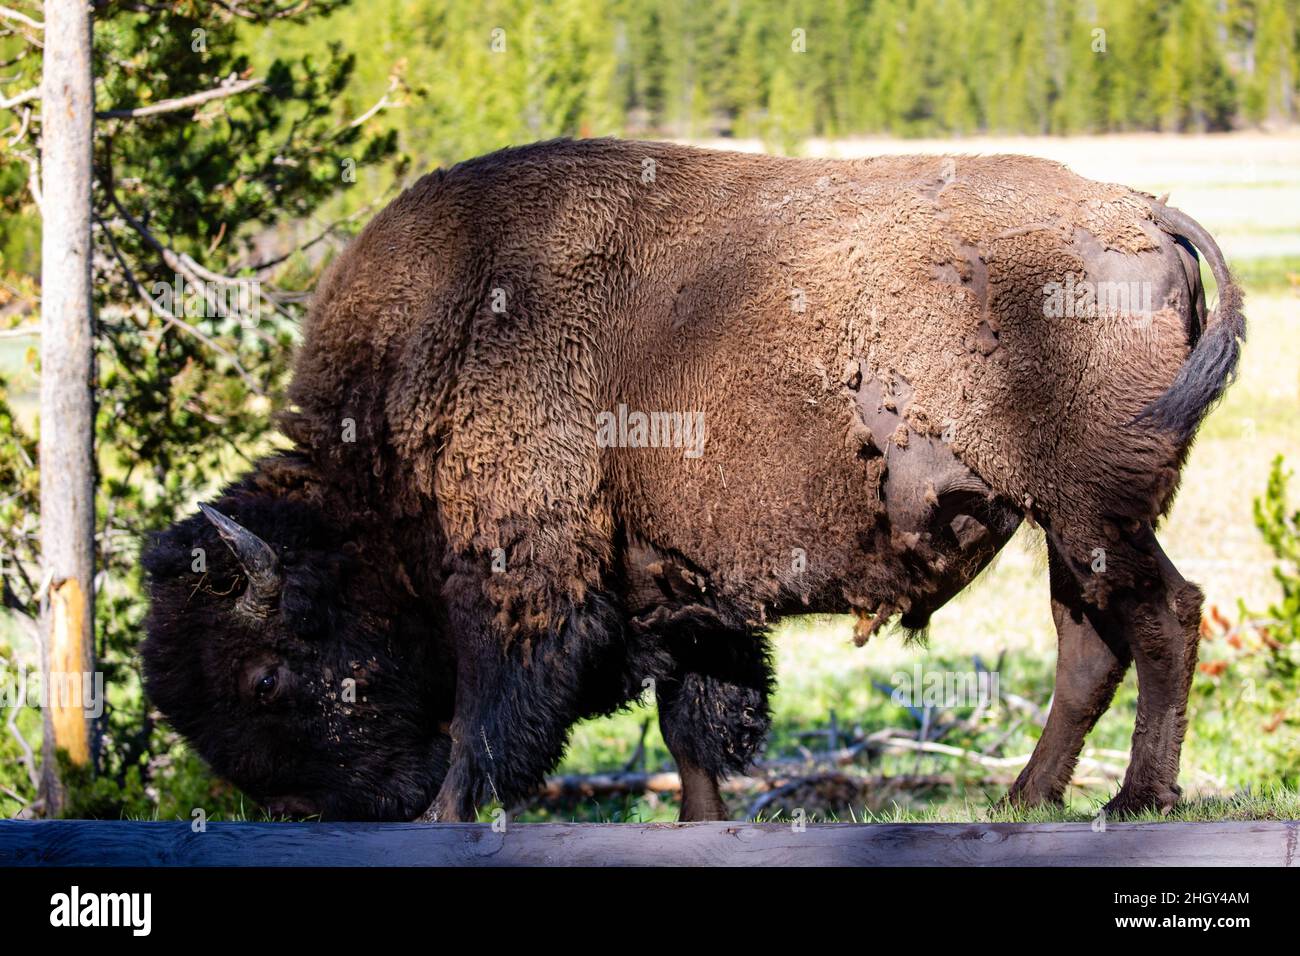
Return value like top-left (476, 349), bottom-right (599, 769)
top-left (121, 784), bottom-right (1300, 824)
top-left (755, 786), bottom-right (1300, 825)
top-left (1223, 255), bottom-right (1300, 294)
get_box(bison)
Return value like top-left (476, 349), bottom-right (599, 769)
top-left (142, 138), bottom-right (1243, 822)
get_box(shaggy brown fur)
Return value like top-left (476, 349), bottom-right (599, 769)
top-left (144, 138), bottom-right (1242, 821)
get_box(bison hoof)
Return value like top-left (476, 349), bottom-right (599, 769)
top-left (422, 787), bottom-right (477, 823)
top-left (1103, 784), bottom-right (1182, 818)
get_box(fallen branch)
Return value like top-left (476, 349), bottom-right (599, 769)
top-left (541, 771), bottom-right (687, 800)
top-left (535, 761), bottom-right (1124, 813)
top-left (539, 769), bottom-right (1004, 801)
top-left (745, 772), bottom-right (1004, 819)
top-left (875, 736), bottom-right (1127, 778)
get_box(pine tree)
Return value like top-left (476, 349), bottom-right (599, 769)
top-left (0, 0), bottom-right (399, 818)
top-left (1249, 0), bottom-right (1297, 122)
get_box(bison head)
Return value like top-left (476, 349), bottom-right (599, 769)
top-left (141, 483), bottom-right (454, 821)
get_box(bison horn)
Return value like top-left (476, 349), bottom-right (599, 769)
top-left (198, 503), bottom-right (282, 611)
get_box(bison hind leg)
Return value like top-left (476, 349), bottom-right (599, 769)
top-left (1028, 520), bottom-right (1203, 816)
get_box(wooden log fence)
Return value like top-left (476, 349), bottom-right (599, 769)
top-left (1, 819), bottom-right (1295, 867)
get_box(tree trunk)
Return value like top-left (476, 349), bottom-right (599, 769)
top-left (38, 0), bottom-right (96, 816)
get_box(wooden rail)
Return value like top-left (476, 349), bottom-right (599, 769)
top-left (1, 820), bottom-right (1296, 866)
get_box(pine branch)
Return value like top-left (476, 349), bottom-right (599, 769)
top-left (0, 85), bottom-right (37, 110)
top-left (0, 5), bottom-right (42, 31)
top-left (96, 74), bottom-right (262, 120)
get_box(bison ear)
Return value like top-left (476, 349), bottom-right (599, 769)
top-left (198, 503), bottom-right (282, 613)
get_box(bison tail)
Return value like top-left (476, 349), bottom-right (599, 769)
top-left (1134, 199), bottom-right (1246, 445)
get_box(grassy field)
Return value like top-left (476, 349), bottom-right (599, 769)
top-left (3, 131), bottom-right (1297, 824)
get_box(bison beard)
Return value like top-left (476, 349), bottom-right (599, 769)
top-left (142, 138), bottom-right (1242, 821)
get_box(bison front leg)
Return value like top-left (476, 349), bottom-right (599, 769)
top-left (425, 571), bottom-right (625, 822)
top-left (1007, 541), bottom-right (1131, 806)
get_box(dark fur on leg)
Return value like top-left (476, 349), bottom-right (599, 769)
top-left (653, 622), bottom-right (774, 781)
top-left (433, 577), bottom-right (652, 818)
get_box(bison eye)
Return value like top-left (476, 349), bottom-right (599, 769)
top-left (254, 672), bottom-right (278, 701)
